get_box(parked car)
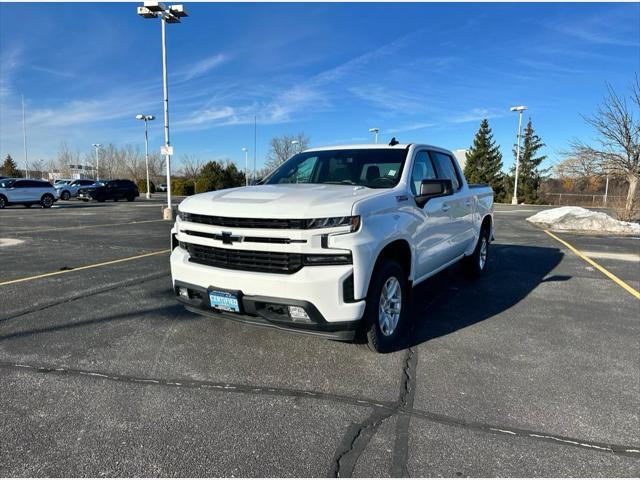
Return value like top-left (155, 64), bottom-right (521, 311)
top-left (77, 179), bottom-right (139, 202)
top-left (0, 178), bottom-right (59, 209)
top-left (170, 142), bottom-right (494, 352)
top-left (55, 179), bottom-right (98, 200)
top-left (157, 183), bottom-right (167, 192)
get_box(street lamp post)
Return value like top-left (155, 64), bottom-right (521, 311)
top-left (510, 106), bottom-right (527, 205)
top-left (137, 1), bottom-right (187, 220)
top-left (136, 114), bottom-right (156, 199)
top-left (92, 143), bottom-right (102, 181)
top-left (241, 147), bottom-right (249, 186)
top-left (291, 140), bottom-right (299, 153)
top-left (368, 127), bottom-right (380, 144)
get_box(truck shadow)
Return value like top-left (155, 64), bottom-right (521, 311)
top-left (393, 244), bottom-right (567, 352)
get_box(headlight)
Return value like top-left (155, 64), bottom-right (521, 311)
top-left (305, 216), bottom-right (360, 231)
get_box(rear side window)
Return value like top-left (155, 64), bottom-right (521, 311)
top-left (410, 151), bottom-right (438, 195)
top-left (430, 151), bottom-right (461, 191)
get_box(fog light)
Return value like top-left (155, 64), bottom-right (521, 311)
top-left (178, 287), bottom-right (189, 298)
top-left (288, 306), bottom-right (310, 320)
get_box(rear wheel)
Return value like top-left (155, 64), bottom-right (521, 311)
top-left (126, 195), bottom-right (135, 202)
top-left (40, 194), bottom-right (54, 208)
top-left (463, 226), bottom-right (490, 277)
top-left (360, 259), bottom-right (409, 353)
top-left (60, 190), bottom-right (71, 201)
top-left (0, 195), bottom-right (6, 209)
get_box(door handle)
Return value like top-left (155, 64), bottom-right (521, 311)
top-left (442, 204), bottom-right (451, 212)
top-left (464, 200), bottom-right (472, 207)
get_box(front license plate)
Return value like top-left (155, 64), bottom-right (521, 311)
top-left (209, 290), bottom-right (240, 313)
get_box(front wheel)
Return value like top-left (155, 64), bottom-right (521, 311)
top-left (60, 190), bottom-right (71, 201)
top-left (360, 260), bottom-right (409, 353)
top-left (126, 195), bottom-right (135, 202)
top-left (0, 195), bottom-right (6, 209)
top-left (40, 194), bottom-right (54, 208)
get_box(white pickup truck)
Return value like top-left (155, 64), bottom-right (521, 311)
top-left (170, 143), bottom-right (493, 352)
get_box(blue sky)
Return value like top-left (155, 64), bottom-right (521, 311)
top-left (1, 2), bottom-right (638, 173)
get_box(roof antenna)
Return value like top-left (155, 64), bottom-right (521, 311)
top-left (389, 137), bottom-right (399, 146)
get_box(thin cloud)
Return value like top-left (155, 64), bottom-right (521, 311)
top-left (178, 53), bottom-right (229, 81)
top-left (448, 108), bottom-right (504, 124)
top-left (387, 122), bottom-right (434, 134)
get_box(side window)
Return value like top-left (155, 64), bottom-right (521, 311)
top-left (410, 151), bottom-right (437, 195)
top-left (430, 151), bottom-right (461, 191)
top-left (13, 180), bottom-right (28, 188)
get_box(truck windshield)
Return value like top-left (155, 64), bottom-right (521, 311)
top-left (264, 149), bottom-right (408, 189)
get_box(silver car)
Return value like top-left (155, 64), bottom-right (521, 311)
top-left (55, 179), bottom-right (97, 200)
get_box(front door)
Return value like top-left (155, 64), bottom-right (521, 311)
top-left (410, 151), bottom-right (456, 280)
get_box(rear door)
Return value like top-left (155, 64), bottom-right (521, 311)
top-left (429, 151), bottom-right (475, 258)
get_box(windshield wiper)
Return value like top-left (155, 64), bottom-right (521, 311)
top-left (323, 180), bottom-right (359, 185)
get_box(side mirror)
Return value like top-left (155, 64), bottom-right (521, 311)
top-left (415, 179), bottom-right (453, 207)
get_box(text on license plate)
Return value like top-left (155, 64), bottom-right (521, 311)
top-left (209, 290), bottom-right (240, 313)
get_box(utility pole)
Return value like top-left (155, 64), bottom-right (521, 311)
top-left (510, 105), bottom-right (527, 205)
top-left (242, 147), bottom-right (248, 186)
top-left (22, 95), bottom-right (29, 178)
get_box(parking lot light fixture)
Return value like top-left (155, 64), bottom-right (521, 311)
top-left (91, 143), bottom-right (102, 181)
top-left (137, 1), bottom-right (188, 219)
top-left (136, 114), bottom-right (156, 199)
top-left (241, 147), bottom-right (248, 186)
top-left (510, 105), bottom-right (527, 205)
top-left (368, 127), bottom-right (380, 144)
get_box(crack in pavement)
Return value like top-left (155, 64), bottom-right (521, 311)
top-left (329, 347), bottom-right (417, 477)
top-left (1, 357), bottom-right (639, 461)
top-left (0, 271), bottom-right (170, 323)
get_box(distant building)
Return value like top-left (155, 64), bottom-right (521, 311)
top-left (452, 149), bottom-right (467, 171)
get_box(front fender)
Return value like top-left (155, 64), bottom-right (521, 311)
top-left (330, 207), bottom-right (416, 300)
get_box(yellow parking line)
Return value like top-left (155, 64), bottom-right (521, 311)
top-left (0, 249), bottom-right (170, 287)
top-left (544, 230), bottom-right (640, 300)
top-left (12, 219), bottom-right (166, 235)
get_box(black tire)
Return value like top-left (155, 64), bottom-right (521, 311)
top-left (97, 197), bottom-right (105, 203)
top-left (360, 259), bottom-right (409, 353)
top-left (40, 194), bottom-right (54, 208)
top-left (463, 226), bottom-right (490, 277)
top-left (113, 198), bottom-right (119, 202)
top-left (0, 195), bottom-right (7, 209)
top-left (24, 203), bottom-right (32, 208)
top-left (60, 190), bottom-right (71, 201)
top-left (126, 195), bottom-right (135, 202)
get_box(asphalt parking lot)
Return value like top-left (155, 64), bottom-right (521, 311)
top-left (0, 199), bottom-right (638, 476)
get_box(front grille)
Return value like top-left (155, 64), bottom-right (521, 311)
top-left (180, 241), bottom-right (303, 274)
top-left (180, 212), bottom-right (306, 229)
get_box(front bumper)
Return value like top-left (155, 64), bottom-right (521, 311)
top-left (170, 246), bottom-right (366, 337)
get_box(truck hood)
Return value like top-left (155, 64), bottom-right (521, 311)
top-left (178, 184), bottom-right (386, 218)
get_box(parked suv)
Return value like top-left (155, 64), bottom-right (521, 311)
top-left (0, 178), bottom-right (59, 209)
top-left (56, 179), bottom-right (98, 200)
top-left (171, 143), bottom-right (494, 352)
top-left (77, 179), bottom-right (139, 202)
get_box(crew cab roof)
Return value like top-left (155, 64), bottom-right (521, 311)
top-left (301, 143), bottom-right (451, 153)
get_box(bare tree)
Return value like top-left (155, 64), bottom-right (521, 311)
top-left (264, 132), bottom-right (310, 173)
top-left (180, 154), bottom-right (203, 185)
top-left (560, 77), bottom-right (640, 219)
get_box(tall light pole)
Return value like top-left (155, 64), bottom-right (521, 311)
top-left (92, 143), bottom-right (102, 181)
top-left (241, 147), bottom-right (249, 186)
top-left (369, 127), bottom-right (380, 144)
top-left (510, 106), bottom-right (527, 205)
top-left (22, 95), bottom-right (29, 178)
top-left (136, 114), bottom-right (156, 199)
top-left (291, 140), bottom-right (300, 154)
top-left (137, 1), bottom-right (187, 219)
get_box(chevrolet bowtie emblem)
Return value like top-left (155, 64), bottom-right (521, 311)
top-left (219, 231), bottom-right (243, 245)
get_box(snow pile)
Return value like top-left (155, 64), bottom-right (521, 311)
top-left (526, 206), bottom-right (640, 235)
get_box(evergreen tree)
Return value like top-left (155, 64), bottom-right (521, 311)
top-left (506, 118), bottom-right (548, 204)
top-left (1, 154), bottom-right (21, 178)
top-left (464, 119), bottom-right (506, 201)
